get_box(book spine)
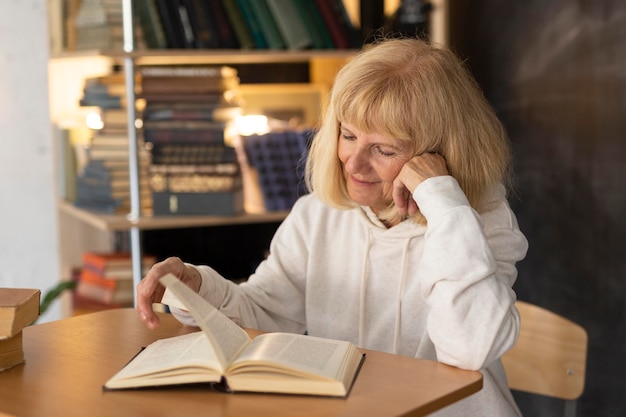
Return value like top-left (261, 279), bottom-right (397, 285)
top-left (242, 131), bottom-right (309, 211)
top-left (183, 0), bottom-right (221, 48)
top-left (292, 0), bottom-right (327, 49)
top-left (153, 0), bottom-right (185, 48)
top-left (172, 0), bottom-right (197, 48)
top-left (149, 163), bottom-right (240, 175)
top-left (313, 0), bottom-right (350, 49)
top-left (326, 0), bottom-right (361, 48)
top-left (220, 0), bottom-right (255, 49)
top-left (152, 190), bottom-right (244, 215)
top-left (149, 172), bottom-right (242, 193)
top-left (298, 0), bottom-right (335, 49)
top-left (265, 0), bottom-right (313, 50)
top-left (206, 0), bottom-right (240, 48)
top-left (235, 0), bottom-right (268, 49)
top-left (134, 0), bottom-right (168, 49)
top-left (246, 0), bottom-right (285, 49)
top-left (149, 143), bottom-right (237, 164)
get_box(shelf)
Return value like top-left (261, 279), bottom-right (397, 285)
top-left (50, 49), bottom-right (358, 66)
top-left (58, 200), bottom-right (288, 232)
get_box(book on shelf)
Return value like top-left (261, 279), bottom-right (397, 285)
top-left (76, 275), bottom-right (135, 306)
top-left (134, 0), bottom-right (169, 49)
top-left (171, 0), bottom-right (200, 49)
top-left (82, 251), bottom-right (157, 279)
top-left (72, 293), bottom-right (126, 313)
top-left (89, 131), bottom-right (130, 148)
top-left (98, 107), bottom-right (131, 131)
top-left (220, 0), bottom-right (255, 49)
top-left (0, 288), bottom-right (41, 340)
top-left (241, 130), bottom-right (311, 211)
top-left (149, 162), bottom-right (240, 176)
top-left (142, 120), bottom-right (229, 145)
top-left (0, 331), bottom-right (24, 372)
top-left (295, 0), bottom-right (335, 49)
top-left (235, 0), bottom-right (268, 49)
top-left (143, 102), bottom-right (243, 123)
top-left (153, 0), bottom-right (185, 48)
top-left (245, 0), bottom-right (285, 49)
top-left (140, 76), bottom-right (240, 95)
top-left (314, 0), bottom-right (361, 49)
top-left (152, 190), bottom-right (244, 216)
top-left (206, 0), bottom-right (240, 49)
top-left (56, 126), bottom-right (78, 202)
top-left (73, 0), bottom-right (146, 50)
top-left (137, 92), bottom-right (230, 104)
top-left (149, 143), bottom-right (237, 165)
top-left (149, 171), bottom-right (242, 194)
top-left (265, 0), bottom-right (313, 50)
top-left (104, 274), bottom-right (365, 395)
top-left (183, 0), bottom-right (222, 48)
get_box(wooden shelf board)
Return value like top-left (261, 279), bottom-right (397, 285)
top-left (51, 49), bottom-right (357, 66)
top-left (58, 200), bottom-right (288, 232)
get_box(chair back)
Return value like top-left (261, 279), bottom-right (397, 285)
top-left (502, 301), bottom-right (588, 402)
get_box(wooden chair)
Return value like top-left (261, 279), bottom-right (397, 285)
top-left (502, 301), bottom-right (588, 417)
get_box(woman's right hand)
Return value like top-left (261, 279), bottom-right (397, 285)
top-left (136, 256), bottom-right (202, 329)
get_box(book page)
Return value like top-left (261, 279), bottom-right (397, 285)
top-left (230, 332), bottom-right (351, 380)
top-left (104, 331), bottom-right (222, 389)
top-left (160, 274), bottom-right (251, 370)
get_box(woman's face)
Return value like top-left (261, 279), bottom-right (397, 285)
top-left (337, 122), bottom-right (413, 214)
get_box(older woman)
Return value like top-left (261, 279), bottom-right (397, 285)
top-left (137, 38), bottom-right (528, 417)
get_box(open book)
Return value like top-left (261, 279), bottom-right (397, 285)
top-left (104, 274), bottom-right (365, 397)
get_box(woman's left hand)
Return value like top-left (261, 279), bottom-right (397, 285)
top-left (393, 153), bottom-right (449, 216)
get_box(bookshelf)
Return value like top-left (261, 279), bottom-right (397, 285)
top-left (50, 48), bottom-right (353, 301)
top-left (50, 0), bottom-right (449, 309)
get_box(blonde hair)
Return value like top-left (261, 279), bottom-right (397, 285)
top-left (305, 37), bottom-right (511, 224)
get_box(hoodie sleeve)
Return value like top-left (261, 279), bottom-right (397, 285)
top-left (169, 200), bottom-right (312, 334)
top-left (413, 176), bottom-right (528, 370)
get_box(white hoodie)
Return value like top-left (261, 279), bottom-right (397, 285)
top-left (174, 175), bottom-right (528, 416)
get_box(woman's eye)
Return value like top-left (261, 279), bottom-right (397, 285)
top-left (341, 133), bottom-right (356, 140)
top-left (375, 146), bottom-right (396, 157)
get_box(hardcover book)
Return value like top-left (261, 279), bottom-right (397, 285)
top-left (0, 331), bottom-right (24, 372)
top-left (265, 0), bottom-right (313, 50)
top-left (0, 288), bottom-right (40, 340)
top-left (104, 274), bottom-right (365, 396)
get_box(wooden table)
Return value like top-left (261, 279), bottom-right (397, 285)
top-left (0, 309), bottom-right (482, 417)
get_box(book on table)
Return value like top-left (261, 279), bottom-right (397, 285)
top-left (0, 288), bottom-right (40, 372)
top-left (0, 330), bottom-right (24, 371)
top-left (0, 288), bottom-right (40, 339)
top-left (104, 274), bottom-right (365, 397)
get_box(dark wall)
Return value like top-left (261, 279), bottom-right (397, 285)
top-left (449, 1), bottom-right (626, 416)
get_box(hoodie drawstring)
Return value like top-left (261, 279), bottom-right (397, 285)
top-left (358, 229), bottom-right (371, 348)
top-left (393, 238), bottom-right (412, 354)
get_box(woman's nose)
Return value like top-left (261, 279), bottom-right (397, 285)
top-left (344, 147), bottom-right (369, 173)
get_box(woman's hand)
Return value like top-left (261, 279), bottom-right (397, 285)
top-left (136, 256), bottom-right (202, 329)
top-left (393, 153), bottom-right (449, 216)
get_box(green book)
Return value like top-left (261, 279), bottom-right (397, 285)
top-left (265, 0), bottom-right (313, 50)
top-left (220, 0), bottom-right (255, 49)
top-left (246, 0), bottom-right (285, 49)
top-left (294, 0), bottom-right (334, 49)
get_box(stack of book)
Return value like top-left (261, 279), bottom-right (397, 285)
top-left (73, 0), bottom-right (146, 51)
top-left (74, 252), bottom-right (157, 309)
top-left (140, 65), bottom-right (245, 216)
top-left (134, 0), bottom-right (361, 51)
top-left (241, 129), bottom-right (312, 211)
top-left (0, 288), bottom-right (40, 372)
top-left (76, 73), bottom-right (152, 214)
